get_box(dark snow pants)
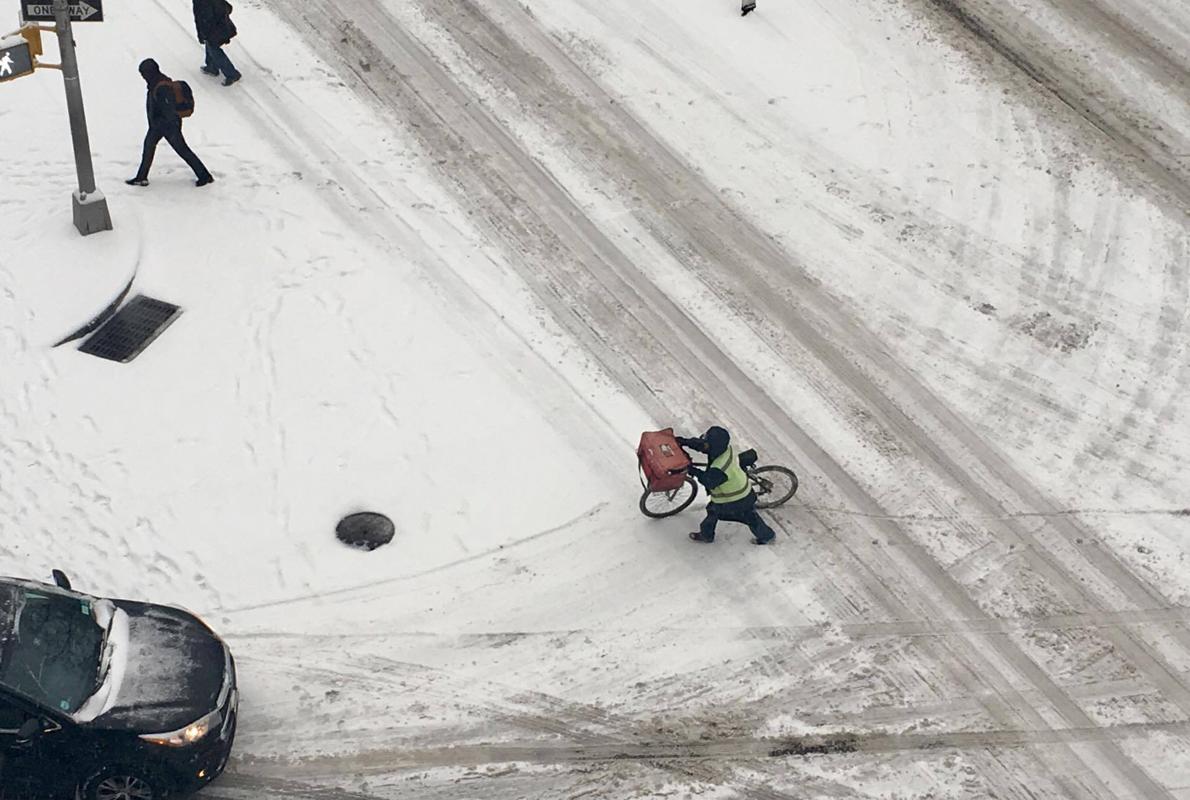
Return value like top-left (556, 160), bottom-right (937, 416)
top-left (134, 123), bottom-right (211, 182)
top-left (698, 492), bottom-right (775, 542)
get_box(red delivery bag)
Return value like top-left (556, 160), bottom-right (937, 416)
top-left (637, 428), bottom-right (691, 492)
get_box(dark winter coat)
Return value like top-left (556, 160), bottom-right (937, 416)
top-left (138, 59), bottom-right (181, 131)
top-left (677, 426), bottom-right (733, 492)
top-left (193, 0), bottom-right (237, 47)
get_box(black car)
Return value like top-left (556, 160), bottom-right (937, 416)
top-left (0, 572), bottom-right (237, 800)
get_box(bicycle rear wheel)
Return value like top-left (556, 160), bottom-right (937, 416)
top-left (751, 466), bottom-right (798, 509)
top-left (639, 478), bottom-right (698, 518)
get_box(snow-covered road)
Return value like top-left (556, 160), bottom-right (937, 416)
top-left (2, 0), bottom-right (1188, 797)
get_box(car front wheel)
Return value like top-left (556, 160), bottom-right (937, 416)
top-left (83, 769), bottom-right (159, 800)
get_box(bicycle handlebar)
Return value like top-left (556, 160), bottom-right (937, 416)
top-left (667, 461), bottom-right (767, 475)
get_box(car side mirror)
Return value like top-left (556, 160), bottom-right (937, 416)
top-left (15, 719), bottom-right (41, 741)
top-left (51, 570), bottom-right (72, 590)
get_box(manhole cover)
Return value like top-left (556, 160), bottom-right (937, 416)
top-left (78, 294), bottom-right (182, 363)
top-left (336, 512), bottom-right (395, 551)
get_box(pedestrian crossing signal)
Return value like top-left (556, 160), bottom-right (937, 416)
top-left (0, 36), bottom-right (36, 82)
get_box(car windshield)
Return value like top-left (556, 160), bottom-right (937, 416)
top-left (0, 582), bottom-right (104, 714)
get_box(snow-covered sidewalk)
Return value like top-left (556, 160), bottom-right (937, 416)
top-left (0, 1), bottom-right (649, 616)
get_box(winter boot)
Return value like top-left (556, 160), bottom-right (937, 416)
top-left (125, 178), bottom-right (149, 187)
top-left (742, 2), bottom-right (756, 16)
top-left (689, 531), bottom-right (715, 543)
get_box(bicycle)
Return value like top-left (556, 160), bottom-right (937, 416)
top-left (638, 450), bottom-right (798, 519)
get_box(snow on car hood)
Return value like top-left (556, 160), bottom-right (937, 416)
top-left (89, 601), bottom-right (227, 732)
top-left (72, 602), bottom-right (129, 723)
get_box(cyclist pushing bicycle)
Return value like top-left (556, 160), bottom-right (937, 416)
top-left (676, 426), bottom-right (776, 545)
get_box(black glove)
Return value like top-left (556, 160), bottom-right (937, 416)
top-left (676, 436), bottom-right (700, 449)
top-left (686, 465), bottom-right (705, 477)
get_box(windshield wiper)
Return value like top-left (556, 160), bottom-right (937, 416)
top-left (91, 615), bottom-right (114, 695)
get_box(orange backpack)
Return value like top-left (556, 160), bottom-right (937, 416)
top-left (169, 80), bottom-right (195, 118)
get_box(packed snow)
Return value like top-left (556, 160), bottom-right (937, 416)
top-left (73, 604), bottom-right (128, 724)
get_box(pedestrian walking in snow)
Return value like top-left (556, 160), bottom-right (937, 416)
top-left (677, 426), bottom-right (776, 545)
top-left (126, 59), bottom-right (214, 188)
top-left (194, 0), bottom-right (241, 86)
top-left (742, 1), bottom-right (756, 16)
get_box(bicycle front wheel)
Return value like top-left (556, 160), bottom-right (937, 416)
top-left (639, 478), bottom-right (699, 518)
top-left (751, 466), bottom-right (798, 509)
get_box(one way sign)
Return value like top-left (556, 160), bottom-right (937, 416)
top-left (20, 0), bottom-right (104, 23)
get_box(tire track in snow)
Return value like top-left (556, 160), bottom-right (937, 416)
top-left (241, 0), bottom-right (1183, 795)
top-left (1081, 237), bottom-right (1189, 495)
top-left (226, 603), bottom-right (1190, 643)
top-left (164, 623), bottom-right (1182, 798)
top-left (919, 0), bottom-right (1190, 215)
top-left (473, 0), bottom-right (1190, 727)
top-left (210, 772), bottom-right (596, 800)
top-left (234, 649), bottom-right (809, 799)
top-left (246, 4), bottom-right (1047, 795)
top-left (803, 504), bottom-right (1190, 521)
top-left (532, 1), bottom-right (1189, 666)
top-left (389, 1), bottom-right (1186, 795)
top-left (233, 720), bottom-right (1190, 776)
top-left (248, 3), bottom-right (1151, 795)
top-left (482, 0), bottom-right (1190, 680)
top-left (231, 624), bottom-right (1172, 750)
top-left (230, 643), bottom-right (1184, 795)
top-left (454, 0), bottom-right (1190, 638)
top-left (206, 776), bottom-right (389, 800)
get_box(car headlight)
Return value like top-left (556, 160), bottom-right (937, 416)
top-left (139, 708), bottom-right (222, 747)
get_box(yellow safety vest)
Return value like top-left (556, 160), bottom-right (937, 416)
top-left (708, 447), bottom-right (751, 504)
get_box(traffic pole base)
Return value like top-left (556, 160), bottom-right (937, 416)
top-left (73, 189), bottom-right (113, 236)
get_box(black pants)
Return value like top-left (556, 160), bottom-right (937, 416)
top-left (698, 492), bottom-right (775, 542)
top-left (134, 123), bottom-right (211, 181)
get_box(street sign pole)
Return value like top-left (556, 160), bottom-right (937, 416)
top-left (53, 0), bottom-right (111, 235)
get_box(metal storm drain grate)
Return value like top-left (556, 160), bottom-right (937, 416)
top-left (78, 295), bottom-right (182, 363)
